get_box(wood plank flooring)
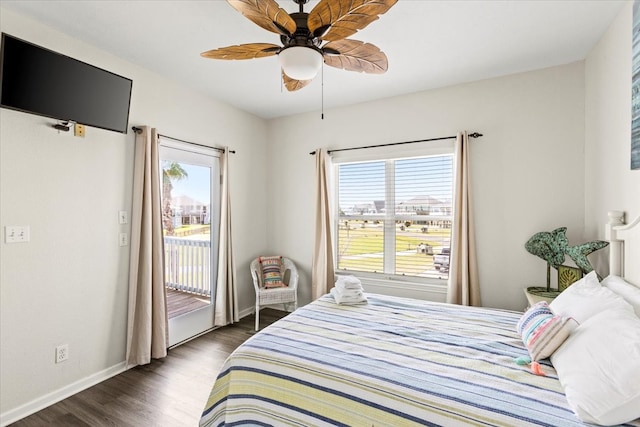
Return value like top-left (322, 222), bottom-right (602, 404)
top-left (166, 288), bottom-right (210, 319)
top-left (10, 309), bottom-right (287, 427)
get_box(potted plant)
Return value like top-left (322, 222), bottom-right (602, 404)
top-left (524, 227), bottom-right (608, 298)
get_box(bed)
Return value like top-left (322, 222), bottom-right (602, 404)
top-left (200, 212), bottom-right (640, 427)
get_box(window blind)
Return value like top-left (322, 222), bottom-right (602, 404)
top-left (336, 155), bottom-right (453, 280)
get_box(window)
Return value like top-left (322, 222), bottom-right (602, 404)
top-left (336, 153), bottom-right (453, 280)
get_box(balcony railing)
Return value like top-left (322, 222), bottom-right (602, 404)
top-left (164, 236), bottom-right (211, 297)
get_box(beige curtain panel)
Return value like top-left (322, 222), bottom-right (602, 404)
top-left (447, 131), bottom-right (481, 306)
top-left (214, 148), bottom-right (239, 326)
top-left (126, 126), bottom-right (168, 367)
top-left (312, 149), bottom-right (335, 300)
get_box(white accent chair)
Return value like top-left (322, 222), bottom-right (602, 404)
top-left (250, 257), bottom-right (299, 331)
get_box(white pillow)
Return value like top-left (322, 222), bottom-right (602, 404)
top-left (551, 309), bottom-right (640, 426)
top-left (601, 275), bottom-right (640, 317)
top-left (550, 271), bottom-right (634, 323)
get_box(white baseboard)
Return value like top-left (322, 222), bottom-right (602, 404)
top-left (0, 361), bottom-right (127, 427)
top-left (239, 305), bottom-right (255, 319)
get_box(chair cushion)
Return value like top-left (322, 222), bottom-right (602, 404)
top-left (259, 256), bottom-right (286, 288)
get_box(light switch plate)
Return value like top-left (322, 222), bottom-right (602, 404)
top-left (118, 211), bottom-right (128, 224)
top-left (5, 226), bottom-right (30, 243)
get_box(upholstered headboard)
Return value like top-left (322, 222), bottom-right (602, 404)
top-left (606, 210), bottom-right (640, 287)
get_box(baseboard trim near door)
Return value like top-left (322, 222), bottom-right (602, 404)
top-left (0, 361), bottom-right (127, 427)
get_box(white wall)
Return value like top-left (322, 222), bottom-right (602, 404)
top-left (267, 62), bottom-right (586, 311)
top-left (5, 0), bottom-right (636, 422)
top-left (0, 8), bottom-right (268, 421)
top-left (585, 2), bottom-right (640, 255)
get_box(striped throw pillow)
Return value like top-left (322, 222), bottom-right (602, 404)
top-left (259, 256), bottom-right (286, 288)
top-left (517, 301), bottom-right (576, 361)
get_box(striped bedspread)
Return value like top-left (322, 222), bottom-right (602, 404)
top-left (200, 294), bottom-right (640, 427)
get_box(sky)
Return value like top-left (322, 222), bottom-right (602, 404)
top-left (167, 162), bottom-right (211, 205)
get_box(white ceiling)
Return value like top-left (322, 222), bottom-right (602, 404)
top-left (1, 0), bottom-right (626, 119)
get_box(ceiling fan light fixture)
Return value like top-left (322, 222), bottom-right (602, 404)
top-left (278, 46), bottom-right (322, 81)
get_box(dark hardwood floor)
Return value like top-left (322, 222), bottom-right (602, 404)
top-left (11, 309), bottom-right (287, 427)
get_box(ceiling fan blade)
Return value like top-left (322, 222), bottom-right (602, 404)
top-left (322, 39), bottom-right (388, 74)
top-left (227, 0), bottom-right (297, 36)
top-left (201, 43), bottom-right (280, 60)
top-left (282, 71), bottom-right (312, 92)
top-left (308, 0), bottom-right (398, 41)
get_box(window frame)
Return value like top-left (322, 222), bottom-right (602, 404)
top-left (158, 137), bottom-right (223, 346)
top-left (332, 141), bottom-right (455, 286)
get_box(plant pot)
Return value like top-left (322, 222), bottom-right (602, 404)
top-left (525, 286), bottom-right (561, 305)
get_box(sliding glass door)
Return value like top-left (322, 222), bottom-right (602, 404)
top-left (159, 138), bottom-right (220, 346)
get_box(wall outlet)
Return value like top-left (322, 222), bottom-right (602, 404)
top-left (119, 232), bottom-right (128, 246)
top-left (74, 123), bottom-right (85, 137)
top-left (55, 344), bottom-right (69, 363)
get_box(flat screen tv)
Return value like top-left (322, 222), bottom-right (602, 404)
top-left (0, 33), bottom-right (132, 134)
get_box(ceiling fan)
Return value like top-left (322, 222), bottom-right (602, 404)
top-left (201, 0), bottom-right (398, 91)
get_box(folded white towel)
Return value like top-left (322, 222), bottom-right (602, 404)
top-left (336, 281), bottom-right (364, 294)
top-left (335, 291), bottom-right (364, 301)
top-left (335, 275), bottom-right (363, 290)
top-left (336, 275), bottom-right (361, 286)
top-left (337, 275), bottom-right (361, 285)
top-left (331, 287), bottom-right (368, 305)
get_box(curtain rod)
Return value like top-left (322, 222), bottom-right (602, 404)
top-left (131, 126), bottom-right (236, 154)
top-left (308, 132), bottom-right (483, 155)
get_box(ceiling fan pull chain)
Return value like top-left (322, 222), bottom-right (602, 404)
top-left (321, 62), bottom-right (324, 120)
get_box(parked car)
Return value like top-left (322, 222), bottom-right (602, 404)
top-left (434, 248), bottom-right (450, 271)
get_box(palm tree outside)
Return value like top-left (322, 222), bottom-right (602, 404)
top-left (162, 161), bottom-right (188, 236)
